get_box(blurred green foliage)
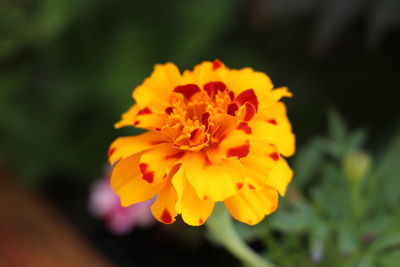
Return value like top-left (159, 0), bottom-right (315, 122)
top-left (0, 0), bottom-right (239, 185)
top-left (1, 0), bottom-right (399, 186)
top-left (238, 112), bottom-right (400, 266)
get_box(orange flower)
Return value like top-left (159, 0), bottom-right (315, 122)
top-left (108, 60), bottom-right (295, 226)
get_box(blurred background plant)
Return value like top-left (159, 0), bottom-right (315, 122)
top-left (1, 0), bottom-right (399, 266)
top-left (236, 112), bottom-right (400, 267)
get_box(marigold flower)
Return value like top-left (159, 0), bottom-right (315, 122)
top-left (108, 60), bottom-right (295, 226)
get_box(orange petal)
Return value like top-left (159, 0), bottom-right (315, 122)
top-left (224, 185), bottom-right (278, 225)
top-left (185, 152), bottom-right (244, 201)
top-left (108, 132), bottom-right (168, 164)
top-left (151, 181), bottom-right (178, 224)
top-left (111, 155), bottom-right (165, 207)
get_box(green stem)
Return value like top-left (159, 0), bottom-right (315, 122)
top-left (206, 204), bottom-right (276, 267)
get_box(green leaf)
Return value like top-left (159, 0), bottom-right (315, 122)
top-left (337, 222), bottom-right (359, 255)
top-left (370, 233), bottom-right (400, 253)
top-left (377, 250), bottom-right (400, 267)
top-left (357, 254), bottom-right (374, 267)
top-left (309, 222), bottom-right (329, 263)
top-left (347, 129), bottom-right (367, 151)
top-left (328, 109), bottom-right (347, 143)
top-left (292, 137), bottom-right (327, 187)
top-left (269, 203), bottom-right (317, 233)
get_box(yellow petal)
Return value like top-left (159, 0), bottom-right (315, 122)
top-left (207, 114), bottom-right (250, 164)
top-left (276, 132), bottom-right (296, 157)
top-left (171, 164), bottom-right (186, 213)
top-left (180, 182), bottom-right (215, 226)
top-left (185, 152), bottom-right (244, 201)
top-left (255, 102), bottom-right (295, 157)
top-left (151, 181), bottom-right (178, 224)
top-left (259, 86), bottom-right (292, 109)
top-left (114, 105), bottom-right (139, 129)
top-left (133, 63), bottom-right (182, 108)
top-left (114, 104), bottom-right (168, 130)
top-left (224, 185), bottom-right (278, 225)
top-left (250, 120), bottom-right (278, 143)
top-left (266, 157), bottom-right (293, 196)
top-left (240, 140), bottom-right (278, 191)
top-left (182, 61), bottom-right (226, 86)
top-left (108, 132), bottom-right (168, 164)
top-left (223, 68), bottom-right (273, 101)
top-left (111, 155), bottom-right (164, 207)
top-left (139, 144), bottom-right (185, 184)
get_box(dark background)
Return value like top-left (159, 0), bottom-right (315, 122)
top-left (1, 0), bottom-right (400, 266)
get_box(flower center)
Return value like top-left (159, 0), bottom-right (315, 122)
top-left (161, 82), bottom-right (237, 151)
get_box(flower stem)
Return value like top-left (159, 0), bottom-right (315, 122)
top-left (206, 204), bottom-right (276, 267)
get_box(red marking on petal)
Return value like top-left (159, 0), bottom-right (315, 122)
top-left (228, 91), bottom-right (235, 101)
top-left (108, 147), bottom-right (116, 157)
top-left (237, 183), bottom-right (243, 190)
top-left (235, 89), bottom-right (259, 111)
top-left (165, 151), bottom-right (185, 160)
top-left (202, 112), bottom-right (210, 130)
top-left (212, 59), bottom-right (223, 71)
top-left (204, 81), bottom-right (227, 98)
top-left (133, 120), bottom-right (140, 126)
top-left (190, 128), bottom-right (200, 141)
top-left (165, 107), bottom-right (173, 115)
top-left (227, 103), bottom-right (239, 116)
top-left (267, 119), bottom-right (277, 125)
top-left (242, 102), bottom-right (256, 122)
top-left (139, 163), bottom-right (154, 183)
top-left (236, 122), bottom-right (252, 134)
top-left (174, 84), bottom-right (200, 100)
top-left (226, 142), bottom-right (250, 159)
top-left (199, 218), bottom-right (204, 224)
top-left (248, 184), bottom-right (255, 190)
top-left (203, 195), bottom-right (209, 200)
top-left (142, 172), bottom-right (154, 183)
top-left (161, 209), bottom-right (173, 224)
top-left (155, 128), bottom-right (161, 131)
top-left (137, 107), bottom-right (152, 115)
top-left (269, 152), bottom-right (280, 161)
